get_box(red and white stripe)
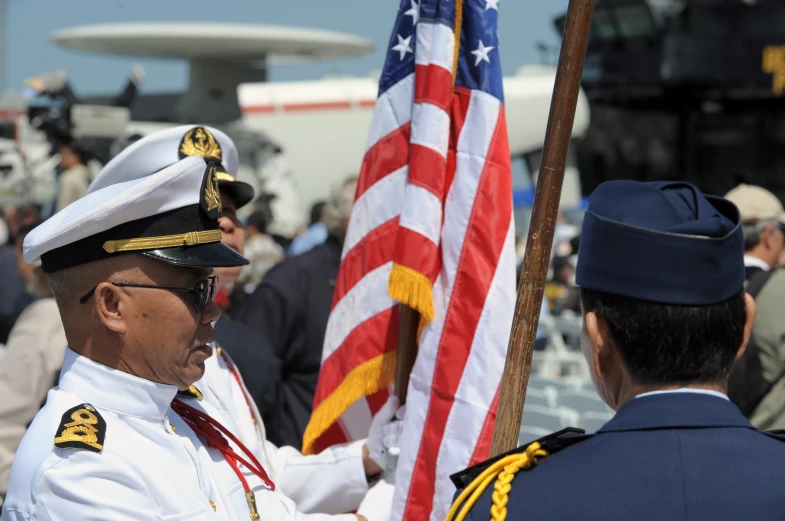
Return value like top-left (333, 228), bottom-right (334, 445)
top-left (310, 12), bottom-right (514, 521)
top-left (307, 73), bottom-right (415, 453)
top-left (391, 85), bottom-right (515, 520)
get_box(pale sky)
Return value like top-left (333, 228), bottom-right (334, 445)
top-left (5, 0), bottom-right (571, 94)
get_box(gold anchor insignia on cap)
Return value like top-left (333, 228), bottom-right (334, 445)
top-left (204, 163), bottom-right (222, 213)
top-left (180, 126), bottom-right (222, 161)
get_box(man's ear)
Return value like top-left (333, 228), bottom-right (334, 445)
top-left (585, 311), bottom-right (614, 382)
top-left (761, 223), bottom-right (780, 251)
top-left (736, 292), bottom-right (758, 361)
top-left (94, 282), bottom-right (127, 334)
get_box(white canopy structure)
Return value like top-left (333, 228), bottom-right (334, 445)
top-left (50, 22), bottom-right (374, 123)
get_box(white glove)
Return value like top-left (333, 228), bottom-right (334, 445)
top-left (367, 396), bottom-right (402, 469)
top-left (383, 404), bottom-right (405, 453)
top-left (357, 480), bottom-right (395, 521)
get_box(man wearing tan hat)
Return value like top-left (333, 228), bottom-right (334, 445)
top-left (725, 183), bottom-right (785, 430)
top-left (725, 184), bottom-right (785, 276)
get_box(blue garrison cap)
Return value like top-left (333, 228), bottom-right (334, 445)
top-left (575, 180), bottom-right (745, 305)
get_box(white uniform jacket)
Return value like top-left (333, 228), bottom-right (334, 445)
top-left (1, 348), bottom-right (358, 521)
top-left (198, 348), bottom-right (369, 515)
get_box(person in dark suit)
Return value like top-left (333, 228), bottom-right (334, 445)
top-left (449, 180), bottom-right (785, 521)
top-left (237, 177), bottom-right (357, 449)
top-left (0, 243), bottom-right (35, 344)
top-left (211, 174), bottom-right (281, 419)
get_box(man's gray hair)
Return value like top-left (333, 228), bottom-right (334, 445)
top-left (324, 176), bottom-right (358, 242)
top-left (742, 219), bottom-right (779, 252)
top-left (46, 268), bottom-right (81, 314)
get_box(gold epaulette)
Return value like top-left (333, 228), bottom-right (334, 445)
top-left (53, 403), bottom-right (106, 453)
top-left (447, 428), bottom-right (589, 521)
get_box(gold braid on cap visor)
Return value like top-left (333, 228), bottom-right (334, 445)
top-left (102, 230), bottom-right (222, 254)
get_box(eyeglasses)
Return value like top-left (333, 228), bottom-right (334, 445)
top-left (79, 276), bottom-right (218, 312)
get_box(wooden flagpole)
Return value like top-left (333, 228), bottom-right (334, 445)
top-left (385, 304), bottom-right (418, 482)
top-left (490, 0), bottom-right (596, 457)
top-left (396, 304), bottom-right (419, 404)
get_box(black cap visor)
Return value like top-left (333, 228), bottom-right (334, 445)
top-left (218, 180), bottom-right (255, 210)
top-left (141, 241), bottom-right (248, 269)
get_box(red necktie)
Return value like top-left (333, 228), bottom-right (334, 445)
top-left (219, 349), bottom-right (255, 422)
top-left (171, 398), bottom-right (274, 521)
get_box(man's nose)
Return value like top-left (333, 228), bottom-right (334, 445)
top-left (218, 216), bottom-right (234, 234)
top-left (201, 298), bottom-right (221, 324)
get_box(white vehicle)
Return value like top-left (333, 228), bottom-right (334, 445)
top-left (1, 22), bottom-right (590, 236)
top-left (237, 64), bottom-right (589, 215)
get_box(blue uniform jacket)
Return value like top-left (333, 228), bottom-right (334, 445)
top-left (460, 392), bottom-right (785, 521)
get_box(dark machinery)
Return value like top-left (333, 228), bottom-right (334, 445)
top-left (554, 0), bottom-right (785, 199)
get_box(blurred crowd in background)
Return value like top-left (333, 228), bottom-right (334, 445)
top-left (5, 133), bottom-right (785, 501)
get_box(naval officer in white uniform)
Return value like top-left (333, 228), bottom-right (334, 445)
top-left (2, 149), bottom-right (390, 520)
top-left (83, 125), bottom-right (398, 518)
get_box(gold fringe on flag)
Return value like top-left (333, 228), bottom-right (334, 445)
top-left (388, 263), bottom-right (436, 324)
top-left (452, 0), bottom-right (464, 86)
top-left (302, 351), bottom-right (397, 455)
top-left (387, 0), bottom-right (461, 325)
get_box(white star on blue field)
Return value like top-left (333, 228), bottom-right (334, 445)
top-left (471, 40), bottom-right (495, 67)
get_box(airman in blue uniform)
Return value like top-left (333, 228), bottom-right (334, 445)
top-left (448, 181), bottom-right (785, 521)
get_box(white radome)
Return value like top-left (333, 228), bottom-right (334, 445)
top-left (49, 22), bottom-right (373, 63)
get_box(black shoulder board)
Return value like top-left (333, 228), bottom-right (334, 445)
top-left (53, 403), bottom-right (106, 453)
top-left (449, 428), bottom-right (591, 490)
top-left (177, 385), bottom-right (203, 400)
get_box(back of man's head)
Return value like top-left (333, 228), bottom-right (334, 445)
top-left (15, 220), bottom-right (42, 249)
top-left (310, 201), bottom-right (326, 226)
top-left (577, 181), bottom-right (751, 406)
top-left (59, 141), bottom-right (86, 166)
top-left (324, 176), bottom-right (358, 244)
top-left (580, 287), bottom-right (746, 385)
top-left (246, 210), bottom-right (270, 236)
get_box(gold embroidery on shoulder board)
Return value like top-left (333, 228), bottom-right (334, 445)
top-left (177, 385), bottom-right (204, 400)
top-left (54, 404), bottom-right (106, 453)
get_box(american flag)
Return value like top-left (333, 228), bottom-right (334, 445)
top-left (303, 0), bottom-right (515, 519)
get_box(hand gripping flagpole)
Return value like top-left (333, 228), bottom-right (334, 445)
top-left (382, 304), bottom-right (419, 483)
top-left (490, 0), bottom-right (596, 456)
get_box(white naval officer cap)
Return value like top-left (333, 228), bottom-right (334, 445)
top-left (90, 125), bottom-right (255, 209)
top-left (23, 155), bottom-right (249, 273)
